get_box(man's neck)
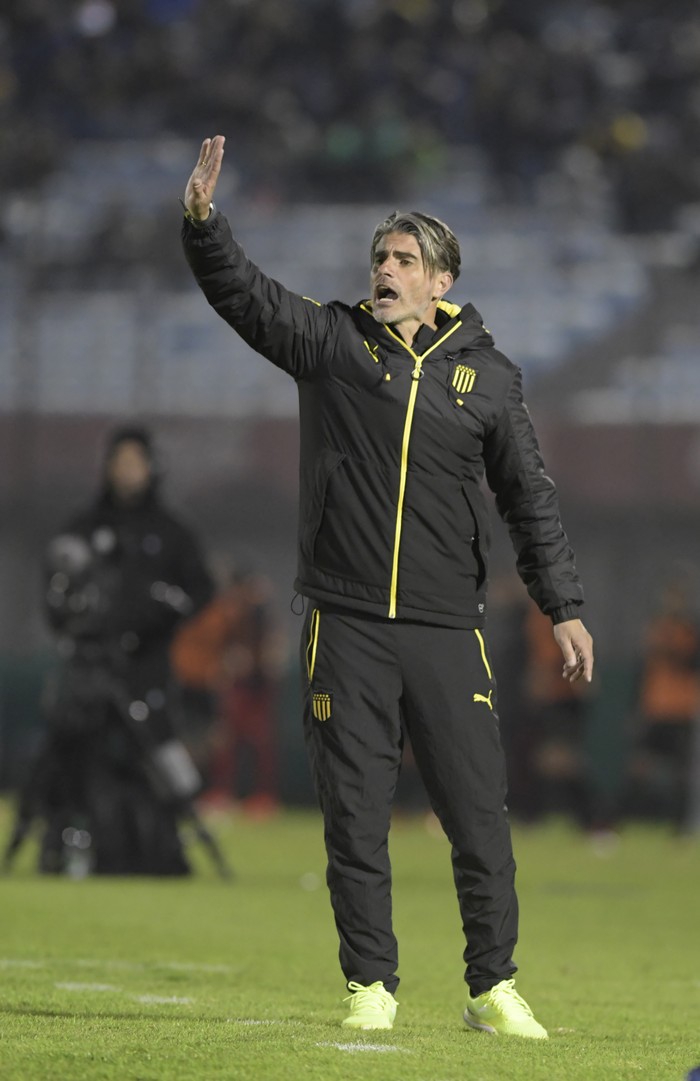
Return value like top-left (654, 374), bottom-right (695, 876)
top-left (394, 313), bottom-right (438, 345)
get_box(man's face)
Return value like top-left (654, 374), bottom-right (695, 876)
top-left (370, 231), bottom-right (452, 338)
top-left (107, 440), bottom-right (152, 501)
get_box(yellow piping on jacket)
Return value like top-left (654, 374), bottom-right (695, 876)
top-left (306, 608), bottom-right (320, 681)
top-left (474, 628), bottom-right (493, 679)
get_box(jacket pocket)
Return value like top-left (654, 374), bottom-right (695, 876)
top-left (462, 483), bottom-right (490, 590)
top-left (301, 450), bottom-right (346, 561)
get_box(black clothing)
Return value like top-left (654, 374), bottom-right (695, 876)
top-left (183, 211), bottom-right (584, 630)
top-left (182, 208), bottom-right (585, 995)
top-left (47, 488), bottom-right (212, 713)
top-left (48, 487), bottom-right (213, 680)
top-left (38, 484), bottom-right (214, 874)
top-left (302, 605), bottom-right (518, 995)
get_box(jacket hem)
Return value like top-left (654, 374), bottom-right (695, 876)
top-left (294, 580), bottom-right (487, 629)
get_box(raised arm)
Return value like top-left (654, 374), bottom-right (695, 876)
top-left (181, 136), bottom-right (334, 380)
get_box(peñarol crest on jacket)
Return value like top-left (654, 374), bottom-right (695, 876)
top-left (312, 691), bottom-right (333, 721)
top-left (452, 364), bottom-right (477, 394)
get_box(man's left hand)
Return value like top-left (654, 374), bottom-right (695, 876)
top-left (553, 619), bottom-right (594, 683)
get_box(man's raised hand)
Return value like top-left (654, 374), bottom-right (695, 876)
top-left (184, 135), bottom-right (225, 221)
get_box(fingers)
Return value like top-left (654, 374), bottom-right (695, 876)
top-left (574, 632), bottom-right (594, 683)
top-left (562, 639), bottom-right (593, 683)
top-left (197, 137), bottom-right (212, 167)
top-left (553, 619), bottom-right (594, 684)
top-left (562, 654), bottom-right (585, 683)
top-left (561, 644), bottom-right (583, 683)
top-left (197, 135), bottom-right (225, 174)
top-left (580, 644), bottom-right (594, 683)
top-left (185, 135), bottom-right (225, 219)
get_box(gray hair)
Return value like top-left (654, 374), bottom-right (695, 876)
top-left (370, 210), bottom-right (461, 281)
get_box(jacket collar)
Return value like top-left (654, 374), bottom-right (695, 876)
top-left (354, 300), bottom-right (494, 358)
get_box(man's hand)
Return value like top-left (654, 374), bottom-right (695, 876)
top-left (184, 135), bottom-right (225, 220)
top-left (553, 618), bottom-right (594, 683)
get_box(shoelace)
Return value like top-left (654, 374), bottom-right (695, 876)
top-left (483, 979), bottom-right (534, 1017)
top-left (343, 981), bottom-right (394, 1008)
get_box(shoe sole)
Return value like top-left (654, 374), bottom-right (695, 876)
top-left (464, 1010), bottom-right (548, 1039)
top-left (464, 1011), bottom-right (497, 1035)
top-left (342, 1020), bottom-right (394, 1030)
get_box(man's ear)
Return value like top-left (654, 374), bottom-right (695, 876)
top-left (433, 271), bottom-right (454, 300)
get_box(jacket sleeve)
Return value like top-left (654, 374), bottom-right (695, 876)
top-left (182, 210), bottom-right (334, 380)
top-left (483, 367), bottom-right (584, 623)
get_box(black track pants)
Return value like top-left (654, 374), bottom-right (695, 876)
top-left (300, 606), bottom-right (518, 997)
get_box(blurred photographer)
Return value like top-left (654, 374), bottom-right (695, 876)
top-left (10, 425), bottom-right (215, 876)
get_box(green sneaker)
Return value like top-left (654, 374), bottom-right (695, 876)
top-left (464, 979), bottom-right (548, 1039)
top-left (342, 981), bottom-right (398, 1030)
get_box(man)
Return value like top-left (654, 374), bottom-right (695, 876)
top-left (37, 425), bottom-right (215, 874)
top-left (181, 135), bottom-right (593, 1037)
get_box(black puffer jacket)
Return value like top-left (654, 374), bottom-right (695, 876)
top-left (183, 211), bottom-right (584, 629)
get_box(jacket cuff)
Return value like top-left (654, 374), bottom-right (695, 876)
top-left (179, 199), bottom-right (218, 228)
top-left (549, 604), bottom-right (583, 625)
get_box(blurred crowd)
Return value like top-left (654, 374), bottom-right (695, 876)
top-left (490, 565), bottom-right (700, 837)
top-left (171, 559), bottom-right (287, 819)
top-left (2, 0), bottom-right (700, 230)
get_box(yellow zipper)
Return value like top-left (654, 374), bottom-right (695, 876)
top-left (381, 319), bottom-right (463, 618)
top-left (389, 355), bottom-right (423, 617)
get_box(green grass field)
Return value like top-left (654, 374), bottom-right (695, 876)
top-left (0, 802), bottom-right (697, 1081)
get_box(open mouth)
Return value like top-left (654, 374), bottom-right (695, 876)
top-left (375, 284), bottom-right (399, 307)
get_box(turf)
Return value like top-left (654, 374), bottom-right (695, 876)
top-left (0, 801), bottom-right (697, 1081)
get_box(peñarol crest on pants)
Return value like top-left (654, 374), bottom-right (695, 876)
top-left (312, 691), bottom-right (333, 721)
top-left (452, 365), bottom-right (477, 394)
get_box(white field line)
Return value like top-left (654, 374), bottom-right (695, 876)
top-left (152, 962), bottom-right (232, 973)
top-left (133, 995), bottom-right (194, 1005)
top-left (232, 1019), bottom-right (301, 1026)
top-left (54, 982), bottom-right (195, 1006)
top-left (30, 960), bottom-right (410, 1036)
top-left (315, 1042), bottom-right (406, 1053)
top-left (0, 957), bottom-right (232, 973)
